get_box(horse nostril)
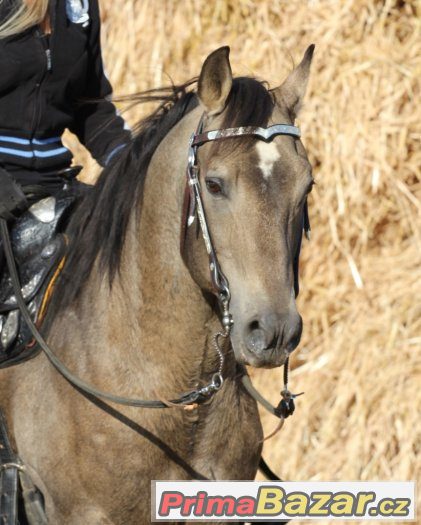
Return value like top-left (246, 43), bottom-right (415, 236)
top-left (245, 316), bottom-right (277, 353)
top-left (249, 320), bottom-right (260, 332)
top-left (246, 328), bottom-right (268, 353)
top-left (244, 311), bottom-right (302, 355)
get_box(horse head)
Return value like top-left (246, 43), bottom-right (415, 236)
top-left (182, 46), bottom-right (315, 368)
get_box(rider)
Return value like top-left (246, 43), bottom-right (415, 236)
top-left (0, 0), bottom-right (131, 365)
top-left (0, 0), bottom-right (131, 212)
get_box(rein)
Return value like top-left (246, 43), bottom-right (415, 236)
top-left (0, 217), bottom-right (225, 409)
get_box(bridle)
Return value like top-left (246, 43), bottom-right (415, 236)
top-left (0, 112), bottom-right (307, 414)
top-left (181, 113), bottom-right (302, 316)
top-left (180, 112), bottom-right (307, 417)
top-left (181, 116), bottom-right (302, 285)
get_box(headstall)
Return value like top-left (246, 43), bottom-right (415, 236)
top-left (181, 113), bottom-right (307, 419)
top-left (181, 113), bottom-right (302, 325)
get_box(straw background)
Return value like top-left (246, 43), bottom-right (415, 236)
top-left (66, 0), bottom-right (420, 522)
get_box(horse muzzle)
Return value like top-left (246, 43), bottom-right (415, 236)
top-left (233, 309), bottom-right (303, 368)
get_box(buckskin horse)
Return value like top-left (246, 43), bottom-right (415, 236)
top-left (0, 45), bottom-right (314, 524)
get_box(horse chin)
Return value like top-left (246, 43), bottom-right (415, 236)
top-left (232, 343), bottom-right (289, 369)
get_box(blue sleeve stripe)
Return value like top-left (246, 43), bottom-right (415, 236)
top-left (32, 137), bottom-right (62, 145)
top-left (0, 136), bottom-right (62, 146)
top-left (34, 147), bottom-right (69, 157)
top-left (0, 136), bottom-right (31, 145)
top-left (0, 146), bottom-right (69, 158)
top-left (0, 147), bottom-right (33, 158)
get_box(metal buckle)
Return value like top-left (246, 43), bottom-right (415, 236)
top-left (0, 462), bottom-right (25, 472)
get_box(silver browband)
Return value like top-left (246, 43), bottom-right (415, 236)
top-left (192, 123), bottom-right (301, 147)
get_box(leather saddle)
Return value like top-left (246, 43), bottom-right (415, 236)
top-left (0, 191), bottom-right (77, 368)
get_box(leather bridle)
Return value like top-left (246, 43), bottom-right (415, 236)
top-left (181, 113), bottom-right (303, 329)
top-left (179, 112), bottom-right (309, 424)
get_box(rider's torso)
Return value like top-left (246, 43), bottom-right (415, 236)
top-left (0, 0), bottom-right (95, 171)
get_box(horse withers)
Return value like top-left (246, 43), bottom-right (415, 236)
top-left (0, 45), bottom-right (314, 524)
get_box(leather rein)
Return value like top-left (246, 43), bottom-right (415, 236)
top-left (0, 114), bottom-right (304, 414)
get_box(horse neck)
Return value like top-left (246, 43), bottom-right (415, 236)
top-left (124, 105), bottom-right (215, 360)
top-left (57, 107), bottom-right (221, 393)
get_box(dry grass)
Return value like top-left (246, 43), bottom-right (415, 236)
top-left (68, 0), bottom-right (420, 522)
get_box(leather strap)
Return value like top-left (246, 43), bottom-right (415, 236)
top-left (0, 409), bottom-right (20, 525)
top-left (18, 470), bottom-right (47, 525)
top-left (0, 218), bottom-right (224, 409)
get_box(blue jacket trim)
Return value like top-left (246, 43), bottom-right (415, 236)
top-left (0, 136), bottom-right (31, 145)
top-left (0, 146), bottom-right (69, 158)
top-left (0, 147), bottom-right (33, 158)
top-left (32, 137), bottom-right (62, 145)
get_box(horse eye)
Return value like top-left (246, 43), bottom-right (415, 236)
top-left (205, 178), bottom-right (224, 196)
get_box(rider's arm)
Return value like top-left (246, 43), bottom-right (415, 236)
top-left (67, 0), bottom-right (131, 167)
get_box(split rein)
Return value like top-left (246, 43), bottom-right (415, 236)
top-left (0, 113), bottom-right (303, 417)
top-left (0, 217), bottom-right (224, 408)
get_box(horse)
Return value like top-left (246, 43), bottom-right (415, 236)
top-left (0, 45), bottom-right (314, 524)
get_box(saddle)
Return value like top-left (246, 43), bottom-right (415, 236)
top-left (0, 191), bottom-right (77, 368)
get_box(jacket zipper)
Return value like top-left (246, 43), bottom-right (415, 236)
top-left (30, 28), bottom-right (52, 167)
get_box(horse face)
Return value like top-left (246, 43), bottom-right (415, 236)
top-left (184, 46), bottom-right (314, 368)
top-left (197, 128), bottom-right (313, 367)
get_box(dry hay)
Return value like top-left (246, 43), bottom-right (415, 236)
top-left (67, 0), bottom-right (420, 522)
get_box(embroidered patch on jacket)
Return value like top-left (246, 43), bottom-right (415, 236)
top-left (66, 0), bottom-right (90, 26)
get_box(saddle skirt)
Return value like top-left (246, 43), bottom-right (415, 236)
top-left (0, 192), bottom-right (75, 368)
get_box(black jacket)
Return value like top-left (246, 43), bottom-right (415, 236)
top-left (0, 0), bottom-right (130, 172)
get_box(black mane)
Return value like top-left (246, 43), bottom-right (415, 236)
top-left (55, 76), bottom-right (274, 310)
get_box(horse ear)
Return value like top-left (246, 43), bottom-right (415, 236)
top-left (198, 46), bottom-right (233, 116)
top-left (273, 44), bottom-right (315, 118)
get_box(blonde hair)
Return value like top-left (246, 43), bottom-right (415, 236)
top-left (0, 0), bottom-right (49, 39)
